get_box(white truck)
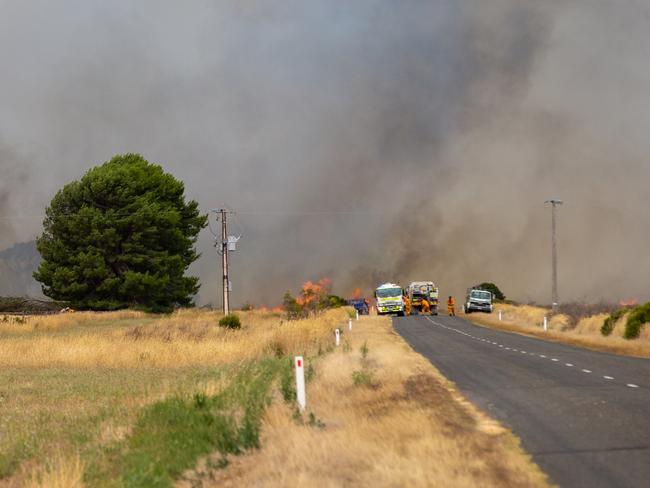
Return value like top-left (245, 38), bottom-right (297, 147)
top-left (374, 283), bottom-right (405, 316)
top-left (463, 288), bottom-right (493, 314)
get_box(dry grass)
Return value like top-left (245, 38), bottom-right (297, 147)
top-left (25, 453), bottom-right (85, 488)
top-left (466, 304), bottom-right (650, 358)
top-left (0, 308), bottom-right (348, 486)
top-left (0, 308), bottom-right (347, 369)
top-left (182, 316), bottom-right (550, 488)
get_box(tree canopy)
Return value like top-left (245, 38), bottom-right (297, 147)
top-left (34, 154), bottom-right (207, 312)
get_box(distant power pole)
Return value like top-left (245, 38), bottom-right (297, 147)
top-left (212, 208), bottom-right (238, 315)
top-left (544, 199), bottom-right (563, 308)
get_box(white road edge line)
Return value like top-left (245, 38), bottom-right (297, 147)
top-left (604, 376), bottom-right (614, 380)
top-left (582, 369), bottom-right (592, 373)
top-left (627, 384), bottom-right (640, 388)
top-left (566, 363), bottom-right (574, 367)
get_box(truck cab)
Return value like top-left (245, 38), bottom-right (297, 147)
top-left (374, 283), bottom-right (405, 316)
top-left (464, 288), bottom-right (493, 314)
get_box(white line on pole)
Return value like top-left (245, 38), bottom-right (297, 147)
top-left (295, 356), bottom-right (306, 410)
top-left (335, 328), bottom-right (340, 346)
top-left (543, 316), bottom-right (548, 331)
top-left (349, 318), bottom-right (353, 331)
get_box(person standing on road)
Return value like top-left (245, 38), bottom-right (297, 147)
top-left (447, 296), bottom-right (456, 316)
top-left (403, 293), bottom-right (411, 316)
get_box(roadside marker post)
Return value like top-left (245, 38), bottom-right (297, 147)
top-left (356, 310), bottom-right (359, 321)
top-left (294, 356), bottom-right (306, 410)
top-left (543, 316), bottom-right (548, 331)
top-left (498, 310), bottom-right (502, 321)
top-left (335, 328), bottom-right (340, 346)
top-left (349, 318), bottom-right (353, 331)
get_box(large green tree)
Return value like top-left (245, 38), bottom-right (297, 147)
top-left (34, 154), bottom-right (207, 312)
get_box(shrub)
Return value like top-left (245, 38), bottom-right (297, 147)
top-left (360, 341), bottom-right (369, 360)
top-left (624, 302), bottom-right (650, 339)
top-left (601, 308), bottom-right (627, 336)
top-left (219, 314), bottom-right (241, 329)
top-left (283, 291), bottom-right (305, 320)
top-left (324, 295), bottom-right (347, 309)
top-left (352, 369), bottom-right (377, 388)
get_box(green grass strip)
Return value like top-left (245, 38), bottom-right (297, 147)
top-left (113, 357), bottom-right (288, 488)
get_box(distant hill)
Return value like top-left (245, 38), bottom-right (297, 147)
top-left (0, 241), bottom-right (42, 297)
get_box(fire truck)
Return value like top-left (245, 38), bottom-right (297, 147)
top-left (407, 281), bottom-right (439, 315)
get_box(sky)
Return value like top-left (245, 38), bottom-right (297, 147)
top-left (1, 0), bottom-right (649, 306)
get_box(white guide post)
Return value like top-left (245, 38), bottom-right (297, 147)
top-left (356, 310), bottom-right (359, 321)
top-left (295, 356), bottom-right (306, 410)
top-left (543, 316), bottom-right (548, 331)
top-left (335, 328), bottom-right (340, 346)
top-left (348, 318), bottom-right (353, 331)
top-left (498, 310), bottom-right (502, 321)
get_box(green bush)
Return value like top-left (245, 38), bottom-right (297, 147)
top-left (601, 308), bottom-right (627, 336)
top-left (325, 295), bottom-right (347, 308)
top-left (624, 302), bottom-right (650, 339)
top-left (219, 314), bottom-right (241, 329)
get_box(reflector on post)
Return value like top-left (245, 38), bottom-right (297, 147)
top-left (295, 356), bottom-right (306, 410)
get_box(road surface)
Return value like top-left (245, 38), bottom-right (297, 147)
top-left (394, 314), bottom-right (650, 488)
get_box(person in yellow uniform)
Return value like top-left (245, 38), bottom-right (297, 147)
top-left (421, 297), bottom-right (431, 315)
top-left (447, 296), bottom-right (456, 316)
top-left (403, 293), bottom-right (411, 316)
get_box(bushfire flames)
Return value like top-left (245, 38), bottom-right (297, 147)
top-left (619, 298), bottom-right (639, 307)
top-left (296, 278), bottom-right (332, 306)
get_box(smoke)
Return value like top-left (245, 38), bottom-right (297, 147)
top-left (1, 1), bottom-right (649, 304)
top-left (0, 142), bottom-right (29, 249)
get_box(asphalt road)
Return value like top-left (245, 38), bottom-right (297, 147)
top-left (394, 314), bottom-right (650, 488)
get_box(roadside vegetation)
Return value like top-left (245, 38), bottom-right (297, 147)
top-left (190, 315), bottom-right (549, 487)
top-left (0, 306), bottom-right (550, 487)
top-left (466, 302), bottom-right (650, 358)
top-left (0, 308), bottom-right (345, 486)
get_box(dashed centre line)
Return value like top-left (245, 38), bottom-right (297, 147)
top-left (424, 317), bottom-right (641, 390)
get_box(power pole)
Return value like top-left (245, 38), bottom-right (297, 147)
top-left (220, 208), bottom-right (230, 316)
top-left (544, 199), bottom-right (563, 308)
top-left (211, 207), bottom-right (242, 315)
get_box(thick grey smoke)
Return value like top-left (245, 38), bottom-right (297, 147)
top-left (1, 1), bottom-right (649, 305)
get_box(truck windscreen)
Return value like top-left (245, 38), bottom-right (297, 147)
top-left (376, 288), bottom-right (402, 298)
top-left (471, 291), bottom-right (491, 300)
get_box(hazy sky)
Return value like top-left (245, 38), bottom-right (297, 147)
top-left (1, 1), bottom-right (649, 305)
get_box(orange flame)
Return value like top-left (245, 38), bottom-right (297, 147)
top-left (296, 278), bottom-right (332, 306)
top-left (619, 298), bottom-right (639, 307)
top-left (351, 288), bottom-right (363, 299)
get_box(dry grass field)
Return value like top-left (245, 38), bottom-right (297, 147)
top-left (181, 316), bottom-right (549, 488)
top-left (1, 308), bottom-right (549, 487)
top-left (466, 304), bottom-right (650, 358)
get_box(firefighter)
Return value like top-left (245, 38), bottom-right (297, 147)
top-left (447, 296), bottom-right (456, 316)
top-left (421, 297), bottom-right (431, 315)
top-left (403, 293), bottom-right (411, 316)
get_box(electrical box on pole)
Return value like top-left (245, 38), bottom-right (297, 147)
top-left (211, 207), bottom-right (242, 316)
